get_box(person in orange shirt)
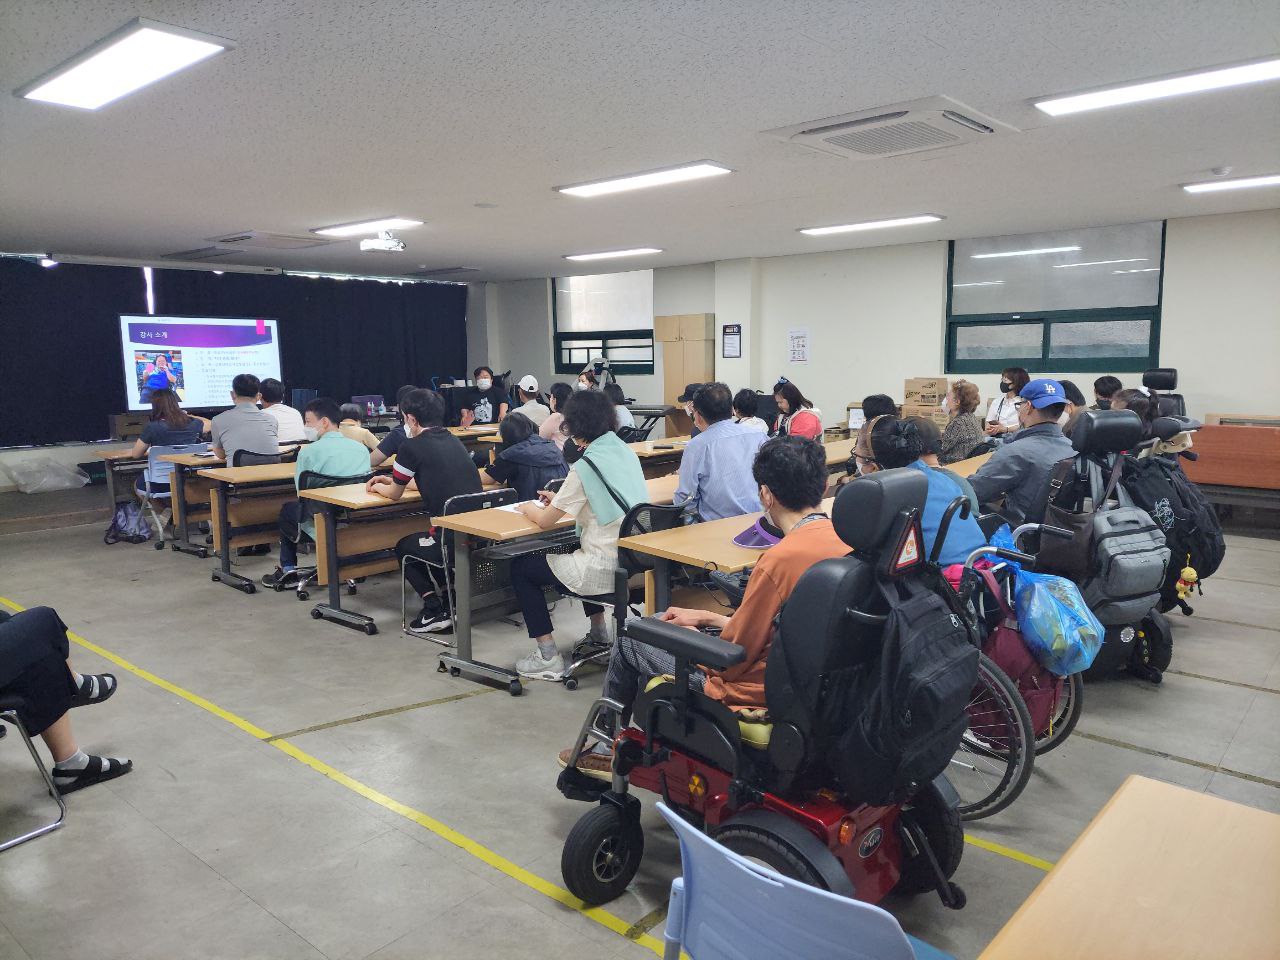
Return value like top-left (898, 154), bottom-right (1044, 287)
top-left (559, 435), bottom-right (848, 779)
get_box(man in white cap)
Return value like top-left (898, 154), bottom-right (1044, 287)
top-left (509, 374), bottom-right (550, 426)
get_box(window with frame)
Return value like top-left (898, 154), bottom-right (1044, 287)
top-left (946, 222), bottom-right (1164, 374)
top-left (553, 270), bottom-right (655, 375)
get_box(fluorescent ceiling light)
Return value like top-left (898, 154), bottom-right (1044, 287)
top-left (556, 162), bottom-right (732, 198)
top-left (39, 259), bottom-right (58, 268)
top-left (16, 19), bottom-right (232, 110)
top-left (1113, 268), bottom-right (1161, 274)
top-left (1183, 173), bottom-right (1280, 193)
top-left (953, 280), bottom-right (1005, 287)
top-left (564, 248), bottom-right (663, 262)
top-left (798, 215), bottom-right (943, 236)
top-left (971, 245), bottom-right (1081, 259)
top-left (1034, 57), bottom-right (1280, 116)
top-left (1053, 258), bottom-right (1149, 269)
top-left (312, 217), bottom-right (424, 237)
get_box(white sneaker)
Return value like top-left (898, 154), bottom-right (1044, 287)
top-left (516, 650), bottom-right (566, 681)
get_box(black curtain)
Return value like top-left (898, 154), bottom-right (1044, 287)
top-left (0, 259), bottom-right (147, 446)
top-left (0, 261), bottom-right (468, 447)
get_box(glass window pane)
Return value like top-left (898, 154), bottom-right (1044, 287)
top-left (603, 338), bottom-right (652, 349)
top-left (953, 322), bottom-right (1042, 361)
top-left (607, 347), bottom-right (652, 362)
top-left (1049, 319), bottom-right (1150, 359)
top-left (561, 339), bottom-right (602, 350)
top-left (555, 269), bottom-right (654, 333)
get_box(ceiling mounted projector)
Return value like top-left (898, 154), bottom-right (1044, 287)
top-left (360, 230), bottom-right (406, 252)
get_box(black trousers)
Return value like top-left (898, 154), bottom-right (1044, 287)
top-left (509, 552), bottom-right (604, 639)
top-left (0, 607), bottom-right (76, 735)
top-left (278, 500), bottom-right (311, 569)
top-left (395, 532), bottom-right (450, 616)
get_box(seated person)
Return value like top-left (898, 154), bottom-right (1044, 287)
top-left (731, 389), bottom-right (769, 433)
top-left (0, 606), bottom-right (131, 794)
top-left (482, 412), bottom-right (568, 500)
top-left (858, 416), bottom-right (987, 565)
top-left (259, 378), bottom-right (307, 443)
top-left (674, 382), bottom-right (768, 521)
top-left (559, 436), bottom-right (845, 778)
top-left (130, 388), bottom-right (209, 495)
top-left (1058, 379), bottom-right (1088, 437)
top-left (604, 382), bottom-right (635, 430)
top-left (509, 391), bottom-right (648, 680)
top-left (210, 373), bottom-right (278, 462)
top-left (370, 384), bottom-right (417, 468)
top-left (261, 398), bottom-right (370, 589)
top-left (510, 375), bottom-right (550, 427)
top-left (939, 380), bottom-right (985, 464)
top-left (539, 382), bottom-right (574, 451)
top-left (367, 389), bottom-right (482, 633)
top-left (458, 365), bottom-right (508, 426)
top-left (772, 379), bottom-right (823, 440)
top-left (338, 403), bottom-right (381, 451)
top-left (969, 379), bottom-right (1075, 526)
top-left (1111, 387), bottom-right (1157, 439)
top-left (903, 416), bottom-right (980, 513)
top-left (984, 367), bottom-right (1030, 438)
top-left (1092, 375), bottom-right (1123, 410)
top-left (576, 369), bottom-right (599, 392)
top-left (677, 382), bottom-right (706, 438)
top-left (861, 393), bottom-right (899, 421)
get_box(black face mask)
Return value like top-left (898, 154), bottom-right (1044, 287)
top-left (999, 380), bottom-right (1014, 394)
top-left (1097, 398), bottom-right (1112, 410)
top-left (562, 438), bottom-right (583, 464)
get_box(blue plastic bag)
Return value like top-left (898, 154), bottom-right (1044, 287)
top-left (991, 525), bottom-right (1104, 676)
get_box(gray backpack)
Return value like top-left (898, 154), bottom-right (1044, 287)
top-left (1078, 460), bottom-right (1170, 624)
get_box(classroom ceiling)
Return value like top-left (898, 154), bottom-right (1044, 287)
top-left (1, 1), bottom-right (1278, 282)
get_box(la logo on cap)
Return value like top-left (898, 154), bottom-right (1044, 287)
top-left (1043, 383), bottom-right (1056, 394)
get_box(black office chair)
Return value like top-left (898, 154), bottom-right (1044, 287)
top-left (1143, 368), bottom-right (1186, 417)
top-left (232, 450), bottom-right (282, 466)
top-left (282, 470), bottom-right (374, 600)
top-left (398, 488), bottom-right (520, 642)
top-left (0, 696), bottom-right (66, 853)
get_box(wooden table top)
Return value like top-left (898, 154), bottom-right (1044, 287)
top-left (98, 448), bottom-right (145, 462)
top-left (631, 436), bottom-right (692, 458)
top-left (979, 775), bottom-right (1280, 960)
top-left (160, 445), bottom-right (299, 468)
top-left (947, 450), bottom-right (992, 477)
top-left (825, 437), bottom-right (857, 465)
top-left (432, 473), bottom-right (680, 541)
top-left (197, 463), bottom-right (297, 484)
top-left (450, 425), bottom-right (499, 436)
top-left (618, 495), bottom-right (836, 572)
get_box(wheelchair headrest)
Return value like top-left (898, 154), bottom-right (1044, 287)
top-left (1142, 368), bottom-right (1178, 391)
top-left (1070, 409), bottom-right (1144, 455)
top-left (1151, 415), bottom-right (1200, 442)
top-left (832, 468), bottom-right (928, 553)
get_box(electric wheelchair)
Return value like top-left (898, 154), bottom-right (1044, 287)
top-left (557, 470), bottom-right (969, 910)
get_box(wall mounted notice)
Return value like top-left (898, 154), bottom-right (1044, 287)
top-left (787, 328), bottom-right (809, 364)
top-left (119, 315), bottom-right (283, 411)
top-left (722, 323), bottom-right (742, 359)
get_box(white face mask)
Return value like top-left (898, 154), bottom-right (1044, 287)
top-left (476, 378), bottom-right (492, 391)
top-left (941, 394), bottom-right (951, 414)
top-left (574, 381), bottom-right (588, 392)
top-left (303, 425), bottom-right (319, 442)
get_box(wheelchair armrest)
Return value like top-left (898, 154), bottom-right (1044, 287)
top-left (623, 617), bottom-right (746, 670)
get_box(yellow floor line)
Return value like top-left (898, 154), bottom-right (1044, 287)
top-left (964, 834), bottom-right (1054, 872)
top-left (0, 597), bottom-right (665, 956)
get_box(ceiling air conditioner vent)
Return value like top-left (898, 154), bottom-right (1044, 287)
top-left (162, 246), bottom-right (236, 261)
top-left (206, 230), bottom-right (336, 250)
top-left (765, 96), bottom-right (1017, 161)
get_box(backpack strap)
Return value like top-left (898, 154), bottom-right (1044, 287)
top-left (1096, 456), bottom-right (1125, 513)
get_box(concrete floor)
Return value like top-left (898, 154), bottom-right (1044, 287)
top-left (0, 519), bottom-right (1276, 960)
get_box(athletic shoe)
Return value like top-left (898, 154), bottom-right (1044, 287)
top-left (408, 610), bottom-right (453, 634)
top-left (261, 567), bottom-right (301, 589)
top-left (556, 746), bottom-right (613, 782)
top-left (515, 650), bottom-right (566, 681)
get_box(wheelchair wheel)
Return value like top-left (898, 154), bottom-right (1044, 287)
top-left (561, 803), bottom-right (644, 905)
top-left (950, 653), bottom-right (1034, 821)
top-left (1034, 672), bottom-right (1084, 756)
top-left (714, 822), bottom-right (832, 890)
top-left (894, 779), bottom-right (965, 896)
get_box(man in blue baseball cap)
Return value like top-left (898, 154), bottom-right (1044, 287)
top-left (969, 377), bottom-right (1076, 525)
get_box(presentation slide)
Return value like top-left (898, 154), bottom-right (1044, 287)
top-left (119, 315), bottom-right (283, 411)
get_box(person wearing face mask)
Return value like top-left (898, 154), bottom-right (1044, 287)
top-left (539, 382), bottom-right (574, 451)
top-left (677, 383), bottom-right (706, 437)
top-left (261, 398), bottom-right (370, 589)
top-left (1091, 375), bottom-right (1122, 411)
top-left (984, 367), bottom-right (1030, 438)
top-left (576, 369), bottom-right (599, 392)
top-left (557, 436), bottom-right (846, 780)
top-left (459, 366), bottom-right (509, 427)
top-left (1058, 379), bottom-right (1088, 437)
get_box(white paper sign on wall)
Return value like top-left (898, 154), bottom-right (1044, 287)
top-left (788, 328), bottom-right (809, 364)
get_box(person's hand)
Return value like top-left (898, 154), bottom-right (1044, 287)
top-left (984, 422), bottom-right (1000, 436)
top-left (657, 607), bottom-right (709, 628)
top-left (535, 489), bottom-right (555, 506)
top-left (365, 475), bottom-right (389, 494)
top-left (517, 501), bottom-right (541, 520)
top-left (460, 409), bottom-right (475, 428)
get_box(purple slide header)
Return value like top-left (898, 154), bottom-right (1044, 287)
top-left (128, 321), bottom-right (273, 348)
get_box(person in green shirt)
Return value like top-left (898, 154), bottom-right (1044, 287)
top-left (262, 397), bottom-right (370, 588)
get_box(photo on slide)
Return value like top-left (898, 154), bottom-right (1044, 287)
top-left (136, 350), bottom-right (186, 402)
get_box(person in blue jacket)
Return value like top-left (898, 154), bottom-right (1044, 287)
top-left (139, 353), bottom-right (177, 402)
top-left (482, 412), bottom-right (568, 501)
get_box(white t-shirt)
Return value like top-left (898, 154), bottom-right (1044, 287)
top-left (511, 398), bottom-right (550, 426)
top-left (546, 469), bottom-right (622, 596)
top-left (615, 405), bottom-right (636, 429)
top-left (264, 403), bottom-right (307, 443)
top-left (984, 395), bottom-right (1020, 431)
top-left (735, 416), bottom-right (769, 434)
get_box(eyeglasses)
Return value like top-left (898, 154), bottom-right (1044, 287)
top-left (1013, 399), bottom-right (1030, 409)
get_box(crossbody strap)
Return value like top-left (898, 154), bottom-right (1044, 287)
top-left (1096, 456), bottom-right (1124, 513)
top-left (578, 455), bottom-right (631, 514)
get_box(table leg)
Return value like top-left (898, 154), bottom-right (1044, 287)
top-left (169, 466), bottom-right (207, 558)
top-left (209, 483), bottom-right (256, 594)
top-left (437, 532), bottom-right (522, 695)
top-left (312, 504), bottom-right (378, 635)
top-left (653, 557), bottom-right (672, 612)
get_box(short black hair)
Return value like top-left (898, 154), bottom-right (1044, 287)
top-left (693, 382), bottom-right (733, 423)
top-left (473, 365), bottom-right (494, 380)
top-left (1038, 402), bottom-right (1068, 421)
top-left (904, 416), bottom-right (942, 456)
top-left (402, 388), bottom-right (445, 428)
top-left (339, 403), bottom-right (364, 422)
top-left (1002, 368), bottom-right (1031, 392)
top-left (603, 382), bottom-right (626, 406)
top-left (732, 389), bottom-right (758, 418)
top-left (304, 397), bottom-right (343, 425)
top-left (1094, 375), bottom-right (1122, 398)
top-left (499, 411), bottom-right (537, 448)
top-left (394, 384), bottom-right (417, 423)
top-left (752, 436), bottom-right (828, 511)
top-left (1058, 379), bottom-right (1087, 408)
top-left (869, 416), bottom-right (925, 469)
top-left (232, 373), bottom-right (260, 399)
top-left (562, 389), bottom-right (616, 443)
top-left (862, 394), bottom-right (898, 420)
top-left (259, 378), bottom-right (286, 404)
top-left (548, 382), bottom-right (573, 412)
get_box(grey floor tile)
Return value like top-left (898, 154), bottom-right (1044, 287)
top-left (1214, 544), bottom-right (1280, 587)
top-left (1218, 692), bottom-right (1280, 783)
top-left (1225, 534), bottom-right (1280, 554)
top-left (1165, 616), bottom-right (1280, 688)
top-left (1185, 575), bottom-right (1279, 631)
top-left (109, 895), bottom-right (327, 960)
top-left (1204, 772), bottom-right (1280, 814)
top-left (0, 924), bottom-right (29, 960)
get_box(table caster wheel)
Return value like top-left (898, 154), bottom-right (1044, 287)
top-left (347, 584), bottom-right (358, 595)
top-left (244, 583), bottom-right (256, 594)
top-left (437, 662), bottom-right (447, 673)
top-left (211, 572), bottom-right (218, 582)
top-left (310, 608), bottom-right (323, 620)
top-left (563, 677), bottom-right (578, 691)
top-left (297, 590), bottom-right (309, 601)
top-left (449, 666), bottom-right (461, 678)
top-left (198, 549), bottom-right (209, 559)
top-left (154, 541), bottom-right (165, 550)
top-left (170, 543), bottom-right (179, 552)
top-left (509, 680), bottom-right (523, 696)
top-left (363, 623), bottom-right (378, 636)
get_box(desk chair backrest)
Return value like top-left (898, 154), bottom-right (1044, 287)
top-left (655, 802), bottom-right (936, 960)
top-left (616, 503), bottom-right (693, 577)
top-left (297, 470), bottom-right (374, 524)
top-left (437, 489), bottom-right (519, 547)
top-left (232, 449), bottom-right (282, 466)
top-left (144, 443), bottom-right (209, 492)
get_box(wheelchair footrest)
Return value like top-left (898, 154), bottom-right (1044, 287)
top-left (557, 765), bottom-right (610, 802)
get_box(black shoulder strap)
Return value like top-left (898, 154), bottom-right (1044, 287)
top-left (1096, 456), bottom-right (1124, 513)
top-left (578, 455), bottom-right (631, 514)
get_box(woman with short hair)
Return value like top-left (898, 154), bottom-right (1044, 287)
top-left (984, 367), bottom-right (1030, 437)
top-left (539, 382), bottom-right (574, 451)
top-left (482, 412), bottom-right (568, 501)
top-left (940, 379), bottom-right (985, 464)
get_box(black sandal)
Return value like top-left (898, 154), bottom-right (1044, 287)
top-left (71, 673), bottom-right (118, 708)
top-left (53, 756), bottom-right (133, 794)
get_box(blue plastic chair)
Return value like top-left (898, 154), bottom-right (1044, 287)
top-left (656, 803), bottom-right (955, 960)
top-left (141, 443), bottom-right (208, 544)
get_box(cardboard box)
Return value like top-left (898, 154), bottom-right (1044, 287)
top-left (901, 403), bottom-right (951, 429)
top-left (904, 377), bottom-right (949, 407)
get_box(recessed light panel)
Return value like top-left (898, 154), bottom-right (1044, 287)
top-left (798, 215), bottom-right (943, 236)
top-left (556, 162), bottom-right (732, 198)
top-left (1034, 57), bottom-right (1280, 117)
top-left (312, 218), bottom-right (424, 237)
top-left (1183, 173), bottom-right (1280, 193)
top-left (971, 246), bottom-right (1081, 259)
top-left (563, 248), bottom-right (662, 262)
